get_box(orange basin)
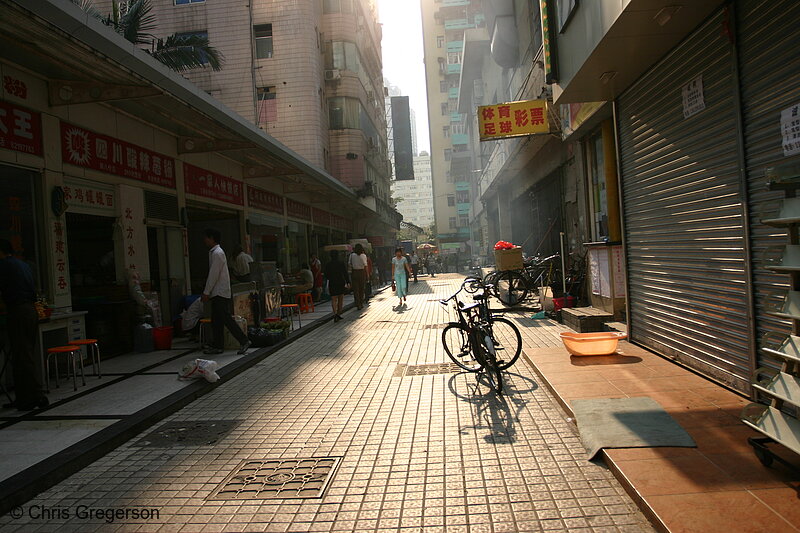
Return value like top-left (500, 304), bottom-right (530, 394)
top-left (559, 331), bottom-right (627, 356)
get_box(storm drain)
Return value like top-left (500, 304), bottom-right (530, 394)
top-left (394, 363), bottom-right (462, 377)
top-left (133, 419), bottom-right (240, 447)
top-left (421, 323), bottom-right (446, 329)
top-left (208, 457), bottom-right (341, 500)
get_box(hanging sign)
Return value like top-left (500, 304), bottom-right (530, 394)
top-left (682, 75), bottom-right (706, 119)
top-left (51, 219), bottom-right (70, 300)
top-left (0, 100), bottom-right (43, 156)
top-left (313, 207), bottom-right (331, 227)
top-left (478, 100), bottom-right (549, 141)
top-left (286, 199), bottom-right (312, 221)
top-left (781, 103), bottom-right (800, 157)
top-left (247, 185), bottom-right (283, 214)
top-left (184, 163), bottom-right (244, 205)
top-left (63, 177), bottom-right (116, 216)
top-left (540, 0), bottom-right (558, 84)
top-left (60, 122), bottom-right (175, 187)
top-left (118, 184), bottom-right (149, 282)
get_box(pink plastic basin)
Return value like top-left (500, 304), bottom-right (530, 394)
top-left (559, 331), bottom-right (627, 356)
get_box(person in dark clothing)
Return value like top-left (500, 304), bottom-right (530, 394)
top-left (324, 250), bottom-right (350, 322)
top-left (0, 239), bottom-right (48, 411)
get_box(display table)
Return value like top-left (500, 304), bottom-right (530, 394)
top-left (38, 311), bottom-right (87, 386)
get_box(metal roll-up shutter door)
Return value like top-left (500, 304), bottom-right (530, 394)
top-left (618, 9), bottom-right (752, 393)
top-left (738, 0), bottom-right (800, 370)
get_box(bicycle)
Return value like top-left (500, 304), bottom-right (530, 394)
top-left (439, 280), bottom-right (523, 393)
top-left (485, 253), bottom-right (562, 306)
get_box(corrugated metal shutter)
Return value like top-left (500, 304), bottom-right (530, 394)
top-left (144, 190), bottom-right (179, 222)
top-left (617, 9), bottom-right (752, 393)
top-left (738, 0), bottom-right (800, 368)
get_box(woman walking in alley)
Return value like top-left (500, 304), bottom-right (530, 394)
top-left (391, 247), bottom-right (412, 310)
top-left (324, 250), bottom-right (349, 322)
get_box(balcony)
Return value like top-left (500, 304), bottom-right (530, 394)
top-left (455, 181), bottom-right (470, 191)
top-left (444, 18), bottom-right (474, 30)
top-left (447, 63), bottom-right (461, 75)
top-left (448, 87), bottom-right (459, 99)
top-left (457, 203), bottom-right (470, 215)
top-left (450, 112), bottom-right (462, 123)
top-left (451, 133), bottom-right (468, 145)
top-left (446, 41), bottom-right (464, 53)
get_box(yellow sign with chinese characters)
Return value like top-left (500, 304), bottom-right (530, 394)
top-left (478, 99), bottom-right (550, 141)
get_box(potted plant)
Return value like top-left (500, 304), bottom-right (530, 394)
top-left (261, 319), bottom-right (291, 342)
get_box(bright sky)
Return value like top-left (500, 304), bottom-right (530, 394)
top-left (376, 0), bottom-right (430, 154)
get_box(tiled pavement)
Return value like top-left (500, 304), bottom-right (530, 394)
top-left (0, 275), bottom-right (653, 532)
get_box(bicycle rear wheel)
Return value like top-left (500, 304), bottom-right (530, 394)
top-left (441, 324), bottom-right (481, 372)
top-left (495, 270), bottom-right (528, 306)
top-left (489, 317), bottom-right (522, 370)
top-left (476, 332), bottom-right (503, 394)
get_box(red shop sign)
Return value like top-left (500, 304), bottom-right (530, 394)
top-left (0, 100), bottom-right (43, 156)
top-left (247, 185), bottom-right (283, 214)
top-left (286, 198), bottom-right (311, 221)
top-left (312, 207), bottom-right (331, 227)
top-left (184, 163), bottom-right (244, 206)
top-left (60, 122), bottom-right (175, 187)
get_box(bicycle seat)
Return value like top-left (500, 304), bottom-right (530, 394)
top-left (460, 302), bottom-right (480, 312)
top-left (472, 293), bottom-right (487, 301)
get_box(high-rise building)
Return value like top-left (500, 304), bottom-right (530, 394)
top-left (95, 0), bottom-right (398, 238)
top-left (391, 153), bottom-right (434, 228)
top-left (420, 0), bottom-right (483, 256)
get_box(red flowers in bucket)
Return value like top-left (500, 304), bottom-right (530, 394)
top-left (494, 240), bottom-right (516, 250)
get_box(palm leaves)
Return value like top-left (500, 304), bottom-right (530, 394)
top-left (72, 0), bottom-right (223, 72)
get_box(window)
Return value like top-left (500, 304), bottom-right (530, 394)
top-left (440, 103), bottom-right (448, 116)
top-left (447, 52), bottom-right (461, 64)
top-left (175, 31), bottom-right (209, 63)
top-left (175, 0), bottom-right (204, 4)
top-left (442, 126), bottom-right (450, 138)
top-left (451, 123), bottom-right (465, 135)
top-left (324, 0), bottom-right (353, 14)
top-left (439, 81), bottom-right (448, 93)
top-left (254, 24), bottom-right (273, 59)
top-left (257, 86), bottom-right (277, 125)
top-left (449, 217), bottom-right (457, 229)
top-left (586, 128), bottom-right (609, 240)
top-left (456, 190), bottom-right (469, 203)
top-left (444, 149), bottom-right (452, 161)
top-left (458, 214), bottom-right (469, 227)
top-left (447, 195), bottom-right (455, 206)
top-left (436, 35), bottom-right (445, 48)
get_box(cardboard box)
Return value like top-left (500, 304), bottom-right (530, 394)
top-left (494, 247), bottom-right (523, 270)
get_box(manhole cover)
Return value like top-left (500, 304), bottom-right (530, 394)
top-left (208, 457), bottom-right (342, 500)
top-left (133, 420), bottom-right (240, 447)
top-left (394, 363), bottom-right (462, 377)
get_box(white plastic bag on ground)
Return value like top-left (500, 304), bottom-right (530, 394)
top-left (178, 358), bottom-right (220, 383)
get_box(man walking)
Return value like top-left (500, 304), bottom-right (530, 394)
top-left (348, 244), bottom-right (368, 310)
top-left (410, 251), bottom-right (419, 283)
top-left (201, 229), bottom-right (251, 355)
top-left (0, 239), bottom-right (48, 410)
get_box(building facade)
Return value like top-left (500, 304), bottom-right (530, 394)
top-left (94, 0), bottom-right (397, 242)
top-left (391, 153), bottom-right (435, 229)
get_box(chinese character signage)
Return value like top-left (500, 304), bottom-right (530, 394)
top-left (51, 219), bottom-right (70, 300)
top-left (118, 184), bottom-right (149, 282)
top-left (478, 100), bottom-right (550, 141)
top-left (540, 0), bottom-right (558, 84)
top-left (184, 163), bottom-right (244, 205)
top-left (331, 214), bottom-right (348, 231)
top-left (63, 177), bottom-right (116, 216)
top-left (247, 185), bottom-right (283, 214)
top-left (60, 122), bottom-right (175, 187)
top-left (781, 103), bottom-right (800, 157)
top-left (0, 100), bottom-right (43, 156)
top-left (286, 199), bottom-right (312, 221)
top-left (313, 208), bottom-right (331, 227)
top-left (682, 75), bottom-right (706, 119)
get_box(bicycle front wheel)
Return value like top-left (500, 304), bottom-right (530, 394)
top-left (489, 317), bottom-right (522, 370)
top-left (442, 324), bottom-right (481, 372)
top-left (477, 332), bottom-right (503, 394)
top-left (495, 270), bottom-right (528, 306)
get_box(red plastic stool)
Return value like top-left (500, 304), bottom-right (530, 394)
top-left (296, 293), bottom-right (314, 313)
top-left (68, 339), bottom-right (101, 378)
top-left (46, 346), bottom-right (85, 392)
top-left (280, 304), bottom-right (301, 330)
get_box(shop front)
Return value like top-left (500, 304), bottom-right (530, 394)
top-left (246, 184), bottom-right (285, 287)
top-left (285, 199), bottom-right (312, 274)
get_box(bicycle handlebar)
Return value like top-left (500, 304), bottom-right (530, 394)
top-left (440, 277), bottom-right (483, 306)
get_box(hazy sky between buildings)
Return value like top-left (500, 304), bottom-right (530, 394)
top-left (377, 0), bottom-right (431, 154)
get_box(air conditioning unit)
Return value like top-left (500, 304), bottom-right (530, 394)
top-left (324, 69), bottom-right (341, 81)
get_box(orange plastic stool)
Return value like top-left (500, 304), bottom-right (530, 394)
top-left (46, 346), bottom-right (85, 392)
top-left (280, 304), bottom-right (301, 330)
top-left (199, 318), bottom-right (212, 347)
top-left (296, 293), bottom-right (314, 313)
top-left (68, 339), bottom-right (101, 378)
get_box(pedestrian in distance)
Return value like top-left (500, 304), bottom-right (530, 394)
top-left (410, 251), bottom-right (419, 283)
top-left (229, 244), bottom-right (253, 283)
top-left (309, 253), bottom-right (323, 301)
top-left (201, 229), bottom-right (251, 355)
top-left (0, 239), bottom-right (48, 411)
top-left (391, 247), bottom-right (412, 310)
top-left (324, 250), bottom-right (349, 322)
top-left (348, 243), bottom-right (369, 310)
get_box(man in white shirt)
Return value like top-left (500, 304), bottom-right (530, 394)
top-left (410, 252), bottom-right (419, 283)
top-left (349, 243), bottom-right (369, 310)
top-left (201, 229), bottom-right (251, 355)
top-left (230, 244), bottom-right (254, 283)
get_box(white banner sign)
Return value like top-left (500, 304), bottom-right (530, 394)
top-left (682, 75), bottom-right (705, 119)
top-left (781, 103), bottom-right (800, 157)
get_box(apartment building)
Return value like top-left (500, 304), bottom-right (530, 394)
top-left (391, 153), bottom-right (434, 228)
top-left (94, 0), bottom-right (398, 241)
top-left (420, 0), bottom-right (485, 256)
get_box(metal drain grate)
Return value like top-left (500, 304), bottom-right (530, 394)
top-left (208, 457), bottom-right (341, 500)
top-left (133, 420), bottom-right (240, 447)
top-left (394, 363), bottom-right (462, 377)
top-left (421, 323), bottom-right (446, 329)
